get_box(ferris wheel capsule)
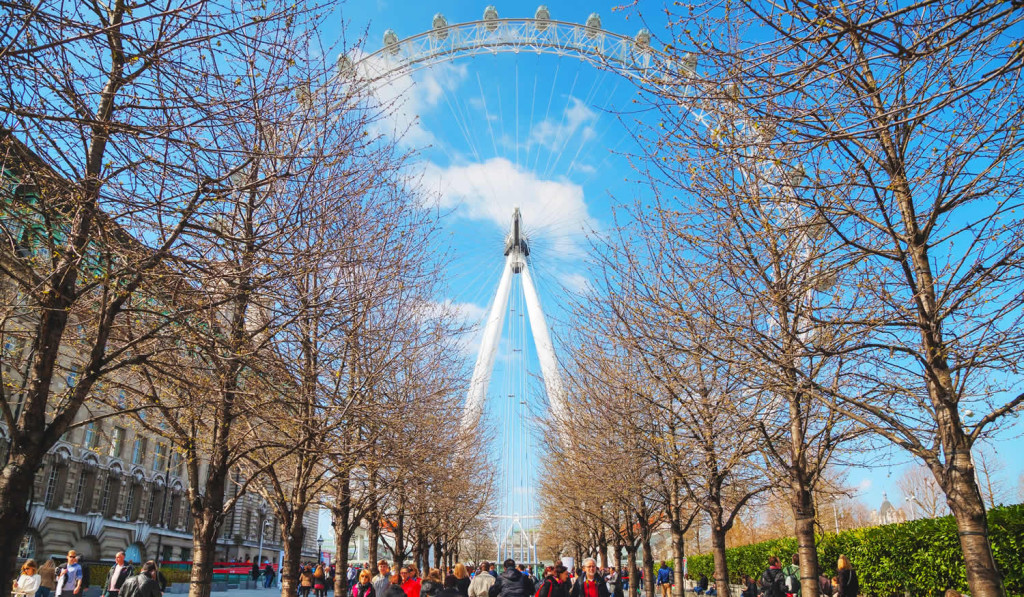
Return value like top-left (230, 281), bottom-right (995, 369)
top-left (534, 5), bottom-right (550, 31)
top-left (634, 28), bottom-right (651, 50)
top-left (335, 54), bottom-right (354, 78)
top-left (483, 6), bottom-right (499, 31)
top-left (383, 29), bottom-right (399, 55)
top-left (585, 13), bottom-right (602, 38)
top-left (432, 13), bottom-right (449, 40)
top-left (681, 52), bottom-right (698, 76)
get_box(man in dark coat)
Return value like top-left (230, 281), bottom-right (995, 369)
top-left (119, 561), bottom-right (162, 597)
top-left (487, 560), bottom-right (535, 597)
top-left (103, 552), bottom-right (134, 597)
top-left (569, 559), bottom-right (609, 597)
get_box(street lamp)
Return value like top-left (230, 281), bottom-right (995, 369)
top-left (257, 519), bottom-right (271, 566)
top-left (317, 535), bottom-right (324, 564)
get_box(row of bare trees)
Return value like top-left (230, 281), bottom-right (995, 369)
top-left (542, 2), bottom-right (1023, 597)
top-left (0, 2), bottom-right (489, 597)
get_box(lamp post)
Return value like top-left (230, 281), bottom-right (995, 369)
top-left (317, 535), bottom-right (324, 564)
top-left (257, 519), bottom-right (270, 566)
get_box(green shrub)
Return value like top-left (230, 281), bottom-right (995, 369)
top-left (88, 565), bottom-right (110, 588)
top-left (683, 504), bottom-right (1024, 596)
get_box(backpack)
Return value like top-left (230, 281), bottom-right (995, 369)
top-left (782, 567), bottom-right (798, 594)
top-left (762, 569), bottom-right (785, 597)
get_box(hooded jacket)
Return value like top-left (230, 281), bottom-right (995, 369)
top-left (488, 569), bottom-right (536, 597)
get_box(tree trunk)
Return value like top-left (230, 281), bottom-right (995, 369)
top-left (367, 513), bottom-right (380, 568)
top-left (669, 504), bottom-right (686, 597)
top-left (709, 526), bottom-right (729, 597)
top-left (281, 516), bottom-right (306, 597)
top-left (940, 449), bottom-right (1005, 597)
top-left (334, 524), bottom-right (355, 596)
top-left (640, 535), bottom-right (655, 597)
top-left (598, 528), bottom-right (609, 570)
top-left (790, 483), bottom-right (820, 597)
top-left (624, 547), bottom-right (639, 597)
top-left (0, 452), bottom-right (41, 596)
top-left (189, 513), bottom-right (222, 597)
top-left (433, 539), bottom-right (443, 570)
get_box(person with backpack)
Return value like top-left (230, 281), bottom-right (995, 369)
top-left (835, 556), bottom-right (858, 597)
top-left (759, 557), bottom-right (786, 597)
top-left (781, 555), bottom-right (800, 597)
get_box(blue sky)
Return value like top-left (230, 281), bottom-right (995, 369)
top-left (314, 1), bottom-right (1024, 547)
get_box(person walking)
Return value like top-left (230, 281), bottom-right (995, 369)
top-left (300, 565), bottom-right (315, 597)
top-left (353, 570), bottom-right (376, 597)
top-left (104, 552), bottom-right (134, 597)
top-left (536, 565), bottom-right (570, 597)
top-left (400, 565), bottom-right (422, 597)
top-left (384, 574), bottom-right (406, 597)
top-left (835, 557), bottom-right (858, 597)
top-left (13, 559), bottom-right (42, 597)
top-left (740, 575), bottom-right (757, 597)
top-left (468, 563), bottom-right (495, 597)
top-left (373, 561), bottom-right (392, 597)
top-left (56, 551), bottom-right (83, 597)
top-left (655, 563), bottom-right (672, 597)
top-left (452, 565), bottom-right (470, 597)
top-left (760, 557), bottom-right (786, 597)
top-left (781, 555), bottom-right (800, 597)
top-left (118, 562), bottom-right (161, 597)
top-left (37, 559), bottom-right (57, 597)
top-left (264, 563), bottom-right (275, 589)
top-left (487, 560), bottom-right (535, 597)
top-left (314, 564), bottom-right (329, 597)
top-left (435, 576), bottom-right (461, 597)
top-left (568, 559), bottom-right (608, 597)
top-left (421, 570), bottom-right (443, 597)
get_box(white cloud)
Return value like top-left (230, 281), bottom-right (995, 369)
top-left (529, 96), bottom-right (598, 151)
top-left (858, 478), bottom-right (873, 492)
top-left (349, 51), bottom-right (467, 147)
top-left (428, 299), bottom-right (488, 357)
top-left (420, 157), bottom-right (593, 238)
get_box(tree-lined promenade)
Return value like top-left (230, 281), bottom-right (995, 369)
top-left (540, 3), bottom-right (1023, 597)
top-left (1, 2), bottom-right (1022, 597)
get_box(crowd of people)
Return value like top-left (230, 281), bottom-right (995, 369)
top-left (11, 550), bottom-right (169, 597)
top-left (686, 554), bottom-right (861, 597)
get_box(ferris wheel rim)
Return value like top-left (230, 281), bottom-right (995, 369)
top-left (339, 17), bottom-right (673, 86)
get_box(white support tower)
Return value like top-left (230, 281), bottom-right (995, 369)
top-left (461, 208), bottom-right (568, 433)
top-left (461, 208), bottom-right (566, 565)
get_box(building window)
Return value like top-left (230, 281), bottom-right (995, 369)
top-left (123, 483), bottom-right (137, 520)
top-left (73, 473), bottom-right (86, 512)
top-left (170, 450), bottom-right (182, 476)
top-left (109, 427), bottom-right (125, 458)
top-left (83, 423), bottom-right (100, 450)
top-left (43, 465), bottom-right (59, 508)
top-left (180, 547), bottom-right (191, 562)
top-left (146, 489), bottom-right (158, 524)
top-left (153, 442), bottom-right (168, 472)
top-left (100, 476), bottom-right (116, 516)
top-left (130, 437), bottom-right (147, 465)
top-left (18, 535), bottom-right (35, 559)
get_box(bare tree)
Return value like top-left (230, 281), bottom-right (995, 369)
top-left (896, 465), bottom-right (949, 519)
top-left (0, 0), bottom-right (313, 588)
top-left (639, 2), bottom-right (1024, 594)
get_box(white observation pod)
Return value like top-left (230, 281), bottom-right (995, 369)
top-left (484, 6), bottom-right (499, 31)
top-left (383, 29), bottom-right (399, 55)
top-left (585, 13), bottom-right (602, 38)
top-left (535, 5), bottom-right (551, 31)
top-left (634, 28), bottom-right (651, 50)
top-left (432, 13), bottom-right (449, 40)
top-left (681, 52), bottom-right (698, 76)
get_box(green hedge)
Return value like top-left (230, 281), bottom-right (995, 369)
top-left (684, 504), bottom-right (1024, 596)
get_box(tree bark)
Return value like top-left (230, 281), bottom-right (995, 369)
top-left (189, 512), bottom-right (222, 597)
top-left (790, 482), bottom-right (820, 597)
top-left (0, 451), bottom-right (40, 596)
top-left (940, 449), bottom-right (1005, 597)
top-left (640, 534), bottom-right (655, 597)
top-left (367, 512), bottom-right (380, 569)
top-left (624, 546), bottom-right (639, 597)
top-left (709, 526), bottom-right (729, 597)
top-left (281, 516), bottom-right (307, 597)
